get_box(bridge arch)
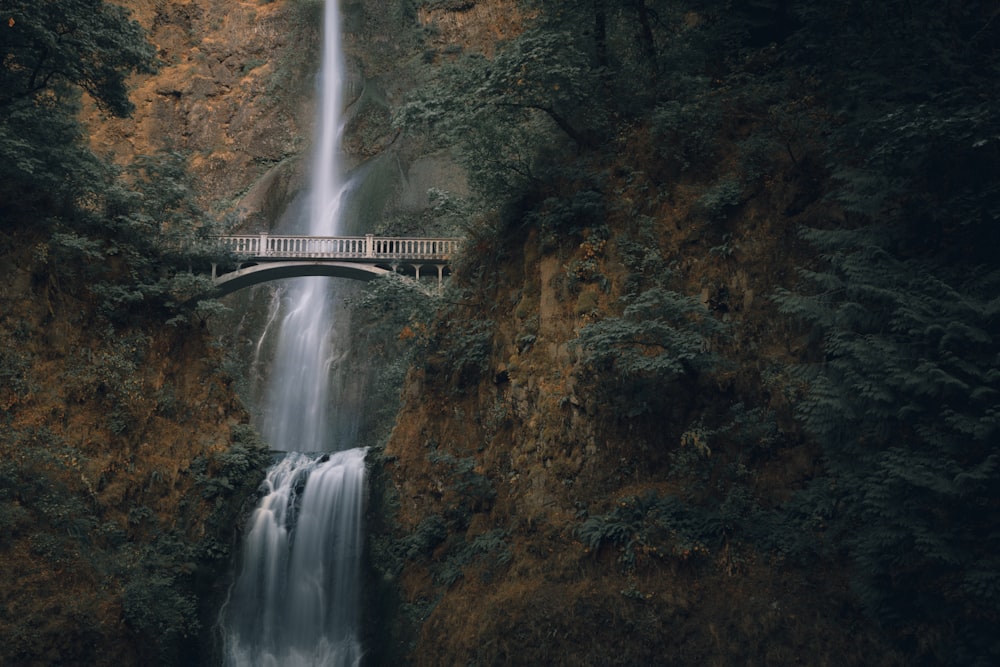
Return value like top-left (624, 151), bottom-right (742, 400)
top-left (211, 261), bottom-right (393, 297)
top-left (204, 234), bottom-right (460, 298)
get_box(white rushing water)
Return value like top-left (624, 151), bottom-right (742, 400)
top-left (222, 1), bottom-right (367, 664)
top-left (258, 0), bottom-right (347, 453)
top-left (222, 452), bottom-right (366, 666)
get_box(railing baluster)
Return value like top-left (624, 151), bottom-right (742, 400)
top-left (214, 234), bottom-right (460, 273)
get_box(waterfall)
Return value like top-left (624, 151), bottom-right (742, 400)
top-left (221, 452), bottom-right (365, 666)
top-left (257, 0), bottom-right (347, 453)
top-left (221, 2), bottom-right (366, 665)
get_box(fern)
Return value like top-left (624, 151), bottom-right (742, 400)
top-left (578, 492), bottom-right (720, 571)
top-left (775, 224), bottom-right (1000, 661)
top-left (576, 287), bottom-right (724, 381)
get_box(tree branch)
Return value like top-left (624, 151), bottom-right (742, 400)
top-left (491, 100), bottom-right (589, 147)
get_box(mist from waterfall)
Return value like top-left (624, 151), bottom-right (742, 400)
top-left (221, 1), bottom-right (366, 664)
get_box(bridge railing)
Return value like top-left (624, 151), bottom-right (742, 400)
top-left (214, 234), bottom-right (461, 261)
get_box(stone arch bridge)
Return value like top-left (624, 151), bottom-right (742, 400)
top-left (209, 233), bottom-right (461, 297)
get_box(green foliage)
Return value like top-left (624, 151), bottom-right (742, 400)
top-left (387, 0), bottom-right (998, 663)
top-left (774, 224), bottom-right (1000, 663)
top-left (0, 0), bottom-right (156, 116)
top-left (119, 151), bottom-right (217, 257)
top-left (2, 3), bottom-right (217, 326)
top-left (578, 492), bottom-right (718, 571)
top-left (428, 451), bottom-right (496, 524)
top-left (349, 275), bottom-right (444, 449)
top-left (525, 189), bottom-right (606, 240)
top-left (574, 286), bottom-right (724, 416)
top-left (32, 147), bottom-right (225, 323)
top-left (399, 514), bottom-right (449, 561)
top-left (0, 413), bottom-right (266, 662)
top-left (0, 0), bottom-right (155, 216)
top-left (62, 332), bottom-right (147, 432)
top-left (651, 89), bottom-right (721, 173)
top-left (191, 425), bottom-right (269, 505)
top-left (354, 274), bottom-right (441, 339)
top-left (121, 539), bottom-right (200, 664)
top-left (433, 529), bottom-right (512, 586)
top-left (393, 450), bottom-right (508, 586)
top-left (0, 3), bottom-right (264, 662)
top-left (749, 477), bottom-right (841, 563)
top-left (425, 318), bottom-right (494, 392)
top-left (696, 177), bottom-right (744, 220)
top-left (397, 515), bottom-right (511, 587)
top-left (0, 97), bottom-right (106, 212)
top-left (787, 2), bottom-right (1000, 253)
top-left (396, 28), bottom-right (603, 202)
top-left (0, 343), bottom-right (32, 413)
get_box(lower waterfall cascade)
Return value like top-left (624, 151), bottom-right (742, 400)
top-left (220, 451), bottom-right (366, 666)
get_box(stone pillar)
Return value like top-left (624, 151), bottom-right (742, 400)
top-left (365, 233), bottom-right (374, 258)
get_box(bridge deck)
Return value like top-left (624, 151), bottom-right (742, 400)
top-left (215, 233), bottom-right (460, 262)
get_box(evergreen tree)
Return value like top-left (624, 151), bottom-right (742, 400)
top-left (0, 0), bottom-right (156, 218)
top-left (775, 226), bottom-right (1000, 664)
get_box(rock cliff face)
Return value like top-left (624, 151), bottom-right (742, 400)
top-left (88, 0), bottom-right (473, 232)
top-left (0, 2), bottom-right (313, 663)
top-left (0, 227), bottom-right (264, 663)
top-left (362, 3), bottom-right (901, 666)
top-left (75, 1), bottom-right (878, 664)
top-left (86, 0), bottom-right (313, 222)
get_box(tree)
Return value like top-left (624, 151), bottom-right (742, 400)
top-left (785, 0), bottom-right (1000, 248)
top-left (1, 0), bottom-right (155, 116)
top-left (396, 28), bottom-right (603, 203)
top-left (0, 0), bottom-right (156, 217)
top-left (768, 3), bottom-right (1000, 661)
top-left (774, 226), bottom-right (1000, 664)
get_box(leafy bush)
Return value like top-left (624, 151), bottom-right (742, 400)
top-left (578, 492), bottom-right (719, 571)
top-left (428, 451), bottom-right (495, 522)
top-left (399, 514), bottom-right (449, 561)
top-left (396, 28), bottom-right (603, 203)
top-left (122, 545), bottom-right (200, 664)
top-left (433, 529), bottom-right (512, 586)
top-left (524, 190), bottom-right (606, 239)
top-left (427, 318), bottom-right (494, 392)
top-left (651, 90), bottom-right (721, 172)
top-left (574, 286), bottom-right (724, 416)
top-left (0, 344), bottom-right (32, 413)
top-left (696, 178), bottom-right (744, 220)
